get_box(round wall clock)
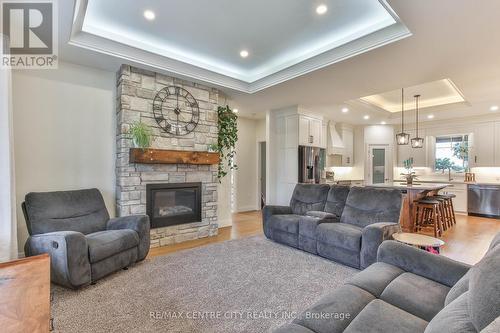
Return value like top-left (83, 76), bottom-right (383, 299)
top-left (152, 86), bottom-right (200, 136)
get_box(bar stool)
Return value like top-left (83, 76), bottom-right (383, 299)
top-left (433, 194), bottom-right (457, 229)
top-left (432, 196), bottom-right (448, 231)
top-left (413, 198), bottom-right (443, 237)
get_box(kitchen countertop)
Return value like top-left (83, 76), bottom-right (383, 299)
top-left (409, 179), bottom-right (500, 186)
top-left (369, 182), bottom-right (450, 191)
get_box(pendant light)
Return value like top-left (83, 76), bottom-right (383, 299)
top-left (396, 88), bottom-right (410, 145)
top-left (411, 94), bottom-right (424, 148)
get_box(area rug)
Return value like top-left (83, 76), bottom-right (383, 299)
top-left (51, 236), bottom-right (357, 333)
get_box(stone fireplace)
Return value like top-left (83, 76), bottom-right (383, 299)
top-left (115, 65), bottom-right (219, 248)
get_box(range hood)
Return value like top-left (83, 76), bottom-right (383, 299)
top-left (327, 121), bottom-right (344, 155)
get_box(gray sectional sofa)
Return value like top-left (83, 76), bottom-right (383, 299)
top-left (263, 184), bottom-right (403, 269)
top-left (275, 232), bottom-right (500, 333)
top-left (22, 188), bottom-right (150, 289)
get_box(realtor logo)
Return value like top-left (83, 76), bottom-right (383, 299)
top-left (1, 0), bottom-right (58, 69)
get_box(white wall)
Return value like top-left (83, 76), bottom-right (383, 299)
top-left (12, 62), bottom-right (116, 249)
top-left (256, 118), bottom-right (266, 142)
top-left (235, 117), bottom-right (259, 211)
top-left (0, 34), bottom-right (18, 261)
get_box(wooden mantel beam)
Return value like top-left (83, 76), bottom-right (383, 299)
top-left (129, 148), bottom-right (220, 165)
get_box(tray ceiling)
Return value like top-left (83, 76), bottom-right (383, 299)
top-left (360, 79), bottom-right (467, 113)
top-left (70, 0), bottom-right (410, 93)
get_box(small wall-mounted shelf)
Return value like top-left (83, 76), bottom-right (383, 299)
top-left (129, 148), bottom-right (219, 165)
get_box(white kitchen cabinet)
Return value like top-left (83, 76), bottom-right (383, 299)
top-left (470, 123), bottom-right (495, 167)
top-left (495, 122), bottom-right (500, 165)
top-left (442, 184), bottom-right (467, 213)
top-left (298, 115), bottom-right (323, 147)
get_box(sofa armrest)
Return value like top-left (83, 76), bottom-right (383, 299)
top-left (263, 205), bottom-right (293, 217)
top-left (107, 215), bottom-right (150, 261)
top-left (377, 240), bottom-right (471, 287)
top-left (25, 231), bottom-right (91, 288)
top-left (360, 222), bottom-right (401, 268)
top-left (262, 205), bottom-right (293, 239)
top-left (305, 211), bottom-right (339, 221)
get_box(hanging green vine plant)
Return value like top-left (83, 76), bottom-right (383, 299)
top-left (214, 105), bottom-right (238, 181)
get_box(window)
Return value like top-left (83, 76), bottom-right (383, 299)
top-left (435, 135), bottom-right (469, 173)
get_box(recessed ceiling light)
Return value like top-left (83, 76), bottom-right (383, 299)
top-left (363, 115), bottom-right (370, 120)
top-left (316, 4), bottom-right (328, 15)
top-left (240, 50), bottom-right (249, 58)
top-left (380, 121), bottom-right (387, 125)
top-left (341, 107), bottom-right (349, 113)
top-left (143, 10), bottom-right (155, 21)
top-left (427, 114), bottom-right (435, 119)
top-left (490, 105), bottom-right (499, 111)
top-left (233, 109), bottom-right (239, 113)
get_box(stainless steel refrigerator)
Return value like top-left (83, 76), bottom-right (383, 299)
top-left (298, 146), bottom-right (325, 184)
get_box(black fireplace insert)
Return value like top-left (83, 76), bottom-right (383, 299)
top-left (146, 182), bottom-right (202, 229)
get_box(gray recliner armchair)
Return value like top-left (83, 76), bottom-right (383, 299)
top-left (22, 188), bottom-right (150, 289)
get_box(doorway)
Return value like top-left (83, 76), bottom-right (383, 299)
top-left (367, 145), bottom-right (392, 184)
top-left (258, 142), bottom-right (266, 208)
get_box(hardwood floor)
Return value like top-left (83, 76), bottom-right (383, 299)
top-left (148, 211), bottom-right (262, 258)
top-left (149, 211), bottom-right (499, 265)
top-left (431, 214), bottom-right (500, 265)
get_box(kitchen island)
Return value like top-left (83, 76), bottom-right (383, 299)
top-left (368, 182), bottom-right (449, 232)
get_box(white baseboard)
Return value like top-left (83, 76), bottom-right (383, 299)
top-left (218, 218), bottom-right (232, 228)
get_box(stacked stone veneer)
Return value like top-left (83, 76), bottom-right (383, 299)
top-left (116, 65), bottom-right (219, 248)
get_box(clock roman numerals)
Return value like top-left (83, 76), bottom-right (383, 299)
top-left (152, 86), bottom-right (199, 136)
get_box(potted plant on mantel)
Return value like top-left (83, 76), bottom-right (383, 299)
top-left (401, 158), bottom-right (418, 185)
top-left (128, 121), bottom-right (153, 150)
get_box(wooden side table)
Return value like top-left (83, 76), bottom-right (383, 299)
top-left (393, 232), bottom-right (445, 254)
top-left (0, 254), bottom-right (51, 332)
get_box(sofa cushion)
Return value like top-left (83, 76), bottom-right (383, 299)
top-left (293, 284), bottom-right (375, 333)
top-left (445, 269), bottom-right (472, 306)
top-left (324, 185), bottom-right (351, 218)
top-left (344, 299), bottom-right (428, 333)
top-left (86, 230), bottom-right (139, 263)
top-left (347, 262), bottom-right (404, 297)
top-left (316, 223), bottom-right (362, 251)
top-left (268, 215), bottom-right (301, 234)
top-left (380, 272), bottom-right (450, 321)
top-left (424, 292), bottom-right (476, 333)
top-left (290, 184), bottom-right (330, 215)
top-left (340, 187), bottom-right (402, 228)
top-left (468, 245), bottom-right (500, 331)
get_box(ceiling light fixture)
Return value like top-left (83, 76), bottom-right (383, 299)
top-left (396, 88), bottom-right (410, 145)
top-left (381, 121), bottom-right (387, 125)
top-left (316, 4), bottom-right (328, 15)
top-left (427, 114), bottom-right (435, 119)
top-left (411, 94), bottom-right (424, 148)
top-left (341, 107), bottom-right (349, 113)
top-left (143, 10), bottom-right (155, 21)
top-left (363, 115), bottom-right (370, 120)
top-left (240, 50), bottom-right (249, 58)
top-left (233, 109), bottom-right (239, 113)
top-left (490, 105), bottom-right (499, 111)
